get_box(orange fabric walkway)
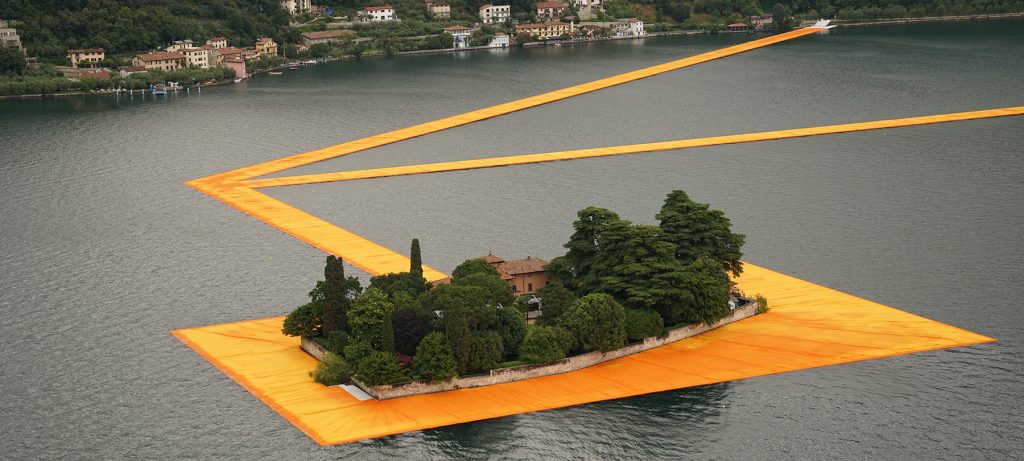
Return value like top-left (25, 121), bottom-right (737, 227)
top-left (241, 106), bottom-right (1024, 189)
top-left (172, 263), bottom-right (993, 446)
top-left (174, 27), bottom-right (1002, 445)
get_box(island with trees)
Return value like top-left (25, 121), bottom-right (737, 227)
top-left (283, 190), bottom-right (767, 399)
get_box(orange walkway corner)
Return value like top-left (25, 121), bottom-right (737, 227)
top-left (172, 263), bottom-right (994, 446)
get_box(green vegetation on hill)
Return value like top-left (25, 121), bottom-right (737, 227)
top-left (0, 0), bottom-right (289, 63)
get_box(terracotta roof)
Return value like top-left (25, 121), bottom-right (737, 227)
top-left (494, 256), bottom-right (548, 277)
top-left (619, 18), bottom-right (641, 23)
top-left (256, 37), bottom-right (274, 44)
top-left (479, 3), bottom-right (492, 8)
top-left (302, 30), bottom-right (354, 40)
top-left (482, 254), bottom-right (504, 264)
top-left (119, 66), bottom-right (146, 72)
top-left (536, 1), bottom-right (565, 8)
top-left (135, 51), bottom-right (183, 62)
top-left (444, 26), bottom-right (470, 31)
top-left (207, 37), bottom-right (227, 42)
top-left (727, 23), bottom-right (749, 27)
top-left (218, 46), bottom-right (246, 56)
top-left (494, 32), bottom-right (509, 36)
top-left (365, 5), bottom-right (394, 10)
top-left (67, 48), bottom-right (105, 54)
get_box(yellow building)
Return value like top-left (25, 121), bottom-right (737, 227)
top-left (131, 51), bottom-right (184, 71)
top-left (515, 21), bottom-right (572, 39)
top-left (255, 38), bottom-right (278, 57)
top-left (66, 48), bottom-right (105, 68)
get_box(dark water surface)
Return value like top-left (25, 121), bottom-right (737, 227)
top-left (2, 20), bottom-right (1023, 459)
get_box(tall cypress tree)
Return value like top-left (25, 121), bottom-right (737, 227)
top-left (409, 239), bottom-right (423, 279)
top-left (322, 255), bottom-right (348, 336)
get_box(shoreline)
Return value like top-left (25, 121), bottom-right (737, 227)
top-left (834, 11), bottom-right (1024, 27)
top-left (4, 12), bottom-right (1021, 102)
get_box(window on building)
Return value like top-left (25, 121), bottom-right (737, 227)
top-left (527, 283), bottom-right (533, 292)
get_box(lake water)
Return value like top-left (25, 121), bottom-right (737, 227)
top-left (1, 19), bottom-right (1022, 459)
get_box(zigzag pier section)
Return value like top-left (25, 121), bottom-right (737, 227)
top-left (241, 106), bottom-right (1024, 189)
top-left (174, 26), bottom-right (1005, 445)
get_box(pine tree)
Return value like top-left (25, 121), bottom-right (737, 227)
top-left (322, 255), bottom-right (348, 336)
top-left (409, 239), bottom-right (423, 279)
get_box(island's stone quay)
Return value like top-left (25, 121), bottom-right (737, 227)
top-left (172, 263), bottom-right (994, 446)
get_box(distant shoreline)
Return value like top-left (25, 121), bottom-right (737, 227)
top-left (3, 12), bottom-right (1021, 102)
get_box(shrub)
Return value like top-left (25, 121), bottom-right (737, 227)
top-left (519, 325), bottom-right (573, 364)
top-left (467, 331), bottom-right (504, 373)
top-left (624, 309), bottom-right (664, 341)
top-left (346, 288), bottom-right (394, 350)
top-left (343, 341), bottom-right (374, 365)
top-left (309, 352), bottom-right (350, 386)
top-left (354, 351), bottom-right (407, 386)
top-left (558, 293), bottom-right (627, 353)
top-left (323, 330), bottom-right (349, 355)
top-left (282, 302), bottom-right (320, 337)
top-left (756, 294), bottom-right (768, 314)
top-left (412, 331), bottom-right (458, 381)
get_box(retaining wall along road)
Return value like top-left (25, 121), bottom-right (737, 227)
top-left (302, 302), bottom-right (758, 400)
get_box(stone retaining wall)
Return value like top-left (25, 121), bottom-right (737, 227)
top-left (300, 336), bottom-right (329, 361)
top-left (343, 302), bottom-right (758, 400)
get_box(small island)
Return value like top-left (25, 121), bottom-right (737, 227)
top-left (283, 190), bottom-right (767, 399)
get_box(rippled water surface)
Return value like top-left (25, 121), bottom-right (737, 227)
top-left (2, 20), bottom-right (1023, 459)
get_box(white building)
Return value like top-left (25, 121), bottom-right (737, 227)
top-left (444, 26), bottom-right (471, 49)
top-left (181, 47), bottom-right (210, 68)
top-left (359, 5), bottom-right (397, 21)
top-left (616, 18), bottom-right (644, 37)
top-left (490, 32), bottom-right (510, 47)
top-left (535, 2), bottom-right (566, 20)
top-left (280, 0), bottom-right (312, 15)
top-left (165, 40), bottom-right (194, 52)
top-left (573, 0), bottom-right (603, 19)
top-left (478, 4), bottom-right (511, 24)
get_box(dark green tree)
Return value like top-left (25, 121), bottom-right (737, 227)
top-left (381, 309), bottom-right (395, 353)
top-left (656, 190), bottom-right (745, 276)
top-left (558, 293), bottom-right (627, 353)
top-left (519, 325), bottom-right (574, 363)
top-left (494, 307), bottom-right (527, 359)
top-left (392, 306), bottom-right (433, 356)
top-left (412, 331), bottom-right (458, 381)
top-left (443, 308), bottom-right (472, 374)
top-left (546, 207), bottom-right (629, 294)
top-left (536, 282), bottom-right (576, 326)
top-left (594, 224), bottom-right (694, 320)
top-left (0, 47), bottom-right (25, 77)
top-left (409, 238), bottom-right (423, 279)
top-left (369, 272), bottom-right (430, 303)
top-left (467, 331), bottom-right (504, 373)
top-left (452, 271), bottom-right (515, 307)
top-left (322, 255), bottom-right (360, 336)
top-left (451, 258), bottom-right (500, 280)
top-left (677, 257), bottom-right (732, 325)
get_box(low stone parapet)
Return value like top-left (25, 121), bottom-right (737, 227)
top-left (349, 302), bottom-right (757, 400)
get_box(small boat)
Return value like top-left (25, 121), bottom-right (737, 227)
top-left (303, 59), bottom-right (317, 65)
top-left (269, 71), bottom-right (283, 75)
top-left (151, 84), bottom-right (167, 95)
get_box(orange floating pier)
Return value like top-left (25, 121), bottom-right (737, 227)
top-left (173, 263), bottom-right (993, 446)
top-left (175, 26), bottom-right (1005, 446)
